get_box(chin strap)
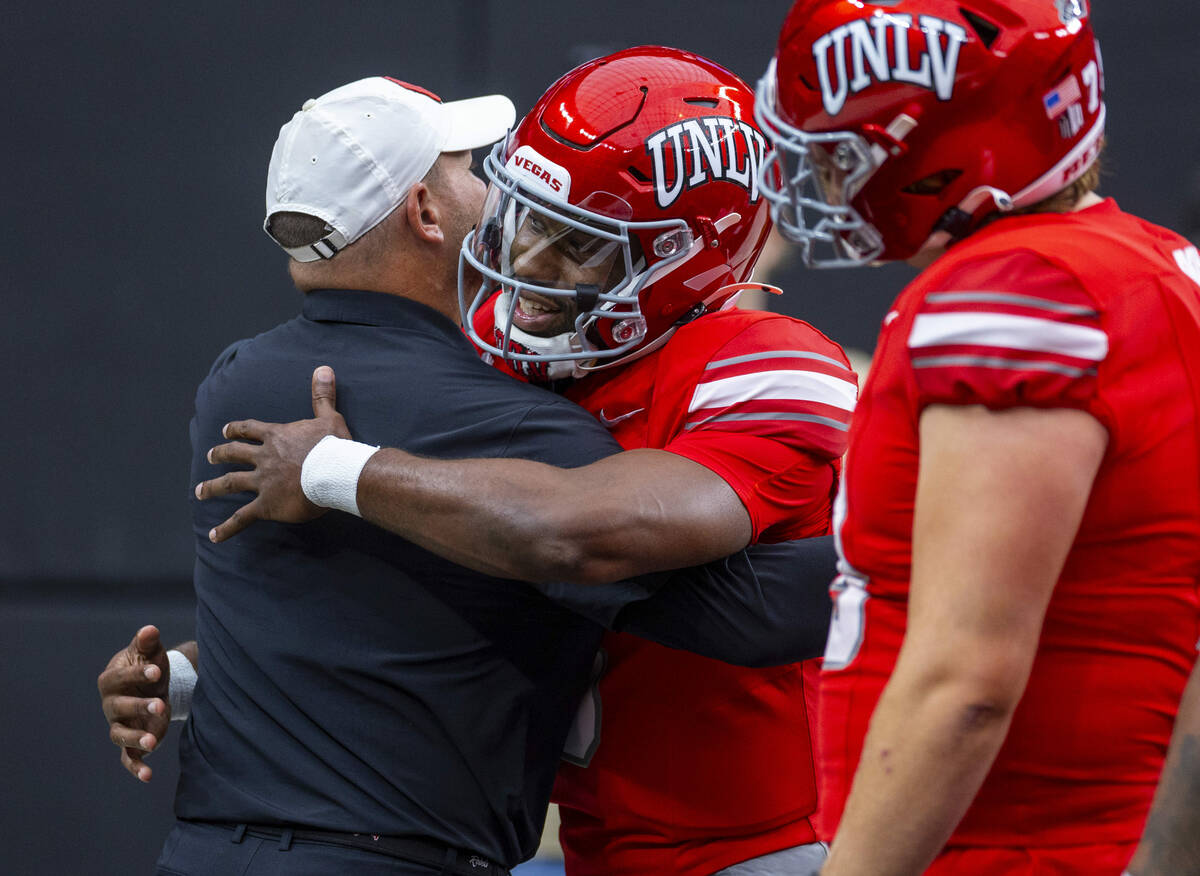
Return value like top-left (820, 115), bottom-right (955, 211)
top-left (492, 292), bottom-right (588, 380)
top-left (917, 185), bottom-right (1015, 260)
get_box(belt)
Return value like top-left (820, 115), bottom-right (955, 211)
top-left (210, 822), bottom-right (510, 876)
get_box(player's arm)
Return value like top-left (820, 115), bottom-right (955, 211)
top-left (822, 403), bottom-right (1107, 876)
top-left (97, 627), bottom-right (198, 782)
top-left (354, 444), bottom-right (751, 584)
top-left (198, 367), bottom-right (751, 584)
top-left (1126, 655), bottom-right (1200, 876)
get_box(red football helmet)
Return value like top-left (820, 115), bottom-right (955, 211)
top-left (460, 46), bottom-right (773, 373)
top-left (755, 0), bottom-right (1105, 266)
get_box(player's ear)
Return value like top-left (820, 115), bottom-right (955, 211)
top-left (405, 182), bottom-right (444, 245)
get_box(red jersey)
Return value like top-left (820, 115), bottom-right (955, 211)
top-left (543, 307), bottom-right (856, 875)
top-left (821, 200), bottom-right (1200, 867)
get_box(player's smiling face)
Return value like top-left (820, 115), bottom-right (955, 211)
top-left (508, 209), bottom-right (622, 337)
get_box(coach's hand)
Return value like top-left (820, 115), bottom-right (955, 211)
top-left (196, 366), bottom-right (351, 542)
top-left (98, 625), bottom-right (170, 782)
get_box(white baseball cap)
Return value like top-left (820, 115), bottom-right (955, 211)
top-left (264, 76), bottom-right (516, 262)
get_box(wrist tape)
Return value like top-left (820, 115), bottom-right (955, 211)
top-left (300, 435), bottom-right (380, 517)
top-left (167, 649), bottom-right (198, 722)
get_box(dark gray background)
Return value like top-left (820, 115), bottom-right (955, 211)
top-left (2, 2), bottom-right (1197, 873)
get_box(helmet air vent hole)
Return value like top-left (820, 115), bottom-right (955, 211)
top-left (959, 8), bottom-right (1001, 48)
top-left (626, 165), bottom-right (651, 183)
top-left (903, 169), bottom-right (963, 195)
top-left (684, 97), bottom-right (719, 108)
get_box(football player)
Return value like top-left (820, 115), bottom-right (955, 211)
top-left (755, 1), bottom-right (1200, 874)
top-left (197, 47), bottom-right (855, 875)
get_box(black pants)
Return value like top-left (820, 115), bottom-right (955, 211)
top-left (155, 821), bottom-right (466, 876)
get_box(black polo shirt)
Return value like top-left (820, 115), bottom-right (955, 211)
top-left (174, 288), bottom-right (838, 866)
top-left (177, 289), bottom-right (630, 865)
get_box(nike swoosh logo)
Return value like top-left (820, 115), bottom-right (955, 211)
top-left (598, 407), bottom-right (645, 428)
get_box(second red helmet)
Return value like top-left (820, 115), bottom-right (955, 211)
top-left (756, 0), bottom-right (1105, 267)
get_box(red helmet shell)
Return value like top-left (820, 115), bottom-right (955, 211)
top-left (503, 46), bottom-right (772, 353)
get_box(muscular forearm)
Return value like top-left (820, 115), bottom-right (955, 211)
top-left (1127, 659), bottom-right (1200, 876)
top-left (357, 447), bottom-right (750, 584)
top-left (825, 667), bottom-right (1018, 875)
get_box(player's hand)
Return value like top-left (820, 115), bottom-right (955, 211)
top-left (195, 366), bottom-right (351, 542)
top-left (97, 625), bottom-right (170, 783)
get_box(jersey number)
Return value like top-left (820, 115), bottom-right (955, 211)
top-left (562, 649), bottom-right (607, 767)
top-left (824, 474), bottom-right (870, 669)
top-left (824, 572), bottom-right (869, 669)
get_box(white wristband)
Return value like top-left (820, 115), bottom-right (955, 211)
top-left (300, 435), bottom-right (380, 517)
top-left (167, 649), bottom-right (198, 722)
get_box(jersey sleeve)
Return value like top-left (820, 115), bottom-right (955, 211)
top-left (664, 317), bottom-right (858, 543)
top-left (907, 251), bottom-right (1108, 411)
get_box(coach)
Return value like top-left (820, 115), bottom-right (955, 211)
top-left (129, 76), bottom-right (833, 876)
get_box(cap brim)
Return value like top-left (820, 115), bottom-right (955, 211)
top-left (440, 94), bottom-right (517, 152)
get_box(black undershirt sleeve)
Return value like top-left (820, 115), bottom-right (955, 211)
top-left (609, 536), bottom-right (837, 667)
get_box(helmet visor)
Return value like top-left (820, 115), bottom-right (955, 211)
top-left (472, 183), bottom-right (631, 295)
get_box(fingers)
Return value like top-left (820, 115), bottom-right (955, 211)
top-left (104, 694), bottom-right (168, 724)
top-left (110, 721), bottom-right (161, 753)
top-left (207, 498), bottom-right (264, 543)
top-left (134, 625), bottom-right (162, 658)
top-left (222, 419), bottom-right (270, 441)
top-left (195, 469), bottom-right (258, 501)
top-left (206, 440), bottom-right (259, 467)
top-left (121, 747), bottom-right (153, 783)
top-left (311, 366), bottom-right (338, 419)
top-left (98, 655), bottom-right (166, 698)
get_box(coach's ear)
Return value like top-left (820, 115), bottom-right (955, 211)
top-left (405, 181), bottom-right (444, 245)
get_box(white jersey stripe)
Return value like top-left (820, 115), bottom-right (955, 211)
top-left (689, 369), bottom-right (858, 415)
top-left (705, 349), bottom-right (851, 371)
top-left (908, 312), bottom-right (1108, 361)
top-left (925, 292), bottom-right (1099, 317)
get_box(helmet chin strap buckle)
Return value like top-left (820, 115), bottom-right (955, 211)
top-left (574, 283), bottom-right (601, 313)
top-left (696, 216), bottom-right (721, 248)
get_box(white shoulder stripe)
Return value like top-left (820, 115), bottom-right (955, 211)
top-left (908, 312), bottom-right (1108, 361)
top-left (690, 369), bottom-right (858, 415)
